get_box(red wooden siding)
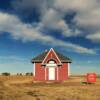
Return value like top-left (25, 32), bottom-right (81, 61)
top-left (34, 63), bottom-right (68, 81)
top-left (55, 67), bottom-right (57, 81)
top-left (46, 67), bottom-right (49, 80)
top-left (58, 63), bottom-right (68, 81)
top-left (34, 63), bottom-right (45, 81)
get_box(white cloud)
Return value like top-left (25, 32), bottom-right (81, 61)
top-left (11, 0), bottom-right (82, 37)
top-left (74, 7), bottom-right (100, 31)
top-left (10, 0), bottom-right (100, 41)
top-left (54, 0), bottom-right (100, 39)
top-left (0, 12), bottom-right (53, 42)
top-left (86, 33), bottom-right (100, 42)
top-left (41, 8), bottom-right (81, 37)
top-left (40, 0), bottom-right (100, 39)
top-left (0, 12), bottom-right (96, 54)
top-left (54, 0), bottom-right (98, 12)
top-left (0, 55), bottom-right (28, 64)
top-left (52, 39), bottom-right (95, 54)
top-left (63, 0), bottom-right (99, 27)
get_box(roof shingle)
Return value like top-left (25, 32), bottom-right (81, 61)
top-left (32, 49), bottom-right (72, 63)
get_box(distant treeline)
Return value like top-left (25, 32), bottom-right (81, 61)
top-left (1, 72), bottom-right (33, 76)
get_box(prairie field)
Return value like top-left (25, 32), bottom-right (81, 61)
top-left (0, 75), bottom-right (100, 100)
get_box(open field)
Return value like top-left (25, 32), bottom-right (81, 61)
top-left (0, 76), bottom-right (100, 100)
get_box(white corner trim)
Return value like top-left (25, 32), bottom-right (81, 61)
top-left (45, 67), bottom-right (46, 80)
top-left (33, 63), bottom-right (35, 76)
top-left (57, 67), bottom-right (59, 80)
top-left (68, 63), bottom-right (70, 76)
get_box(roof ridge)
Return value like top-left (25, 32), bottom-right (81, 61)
top-left (32, 49), bottom-right (72, 63)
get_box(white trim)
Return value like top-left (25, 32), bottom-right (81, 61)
top-left (33, 63), bottom-right (35, 76)
top-left (42, 48), bottom-right (61, 64)
top-left (46, 63), bottom-right (57, 67)
top-left (42, 48), bottom-right (51, 64)
top-left (57, 67), bottom-right (59, 80)
top-left (52, 48), bottom-right (61, 64)
top-left (68, 63), bottom-right (70, 76)
top-left (45, 67), bottom-right (46, 80)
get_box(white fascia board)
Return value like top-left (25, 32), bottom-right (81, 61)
top-left (33, 63), bottom-right (35, 76)
top-left (68, 63), bottom-right (70, 76)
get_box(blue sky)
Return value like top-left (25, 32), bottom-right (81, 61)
top-left (0, 0), bottom-right (100, 75)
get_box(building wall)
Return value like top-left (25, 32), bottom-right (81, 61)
top-left (45, 67), bottom-right (49, 80)
top-left (55, 67), bottom-right (57, 81)
top-left (34, 63), bottom-right (45, 81)
top-left (58, 63), bottom-right (68, 81)
top-left (34, 62), bottom-right (68, 81)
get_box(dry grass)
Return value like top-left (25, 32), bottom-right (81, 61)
top-left (0, 75), bottom-right (100, 100)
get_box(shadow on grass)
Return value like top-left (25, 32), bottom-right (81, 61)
top-left (26, 90), bottom-right (45, 100)
top-left (81, 82), bottom-right (95, 85)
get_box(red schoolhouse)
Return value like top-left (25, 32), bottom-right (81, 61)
top-left (32, 48), bottom-right (72, 81)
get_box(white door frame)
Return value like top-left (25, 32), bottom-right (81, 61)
top-left (48, 67), bottom-right (55, 80)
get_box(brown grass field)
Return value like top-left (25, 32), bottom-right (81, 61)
top-left (0, 75), bottom-right (100, 100)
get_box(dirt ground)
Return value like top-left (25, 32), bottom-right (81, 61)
top-left (0, 76), bottom-right (100, 100)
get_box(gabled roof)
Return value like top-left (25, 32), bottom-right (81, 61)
top-left (31, 49), bottom-right (72, 63)
top-left (42, 48), bottom-right (62, 64)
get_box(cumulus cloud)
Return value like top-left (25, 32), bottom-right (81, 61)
top-left (86, 33), bottom-right (100, 42)
top-left (74, 7), bottom-right (100, 31)
top-left (40, 8), bottom-right (81, 37)
top-left (54, 0), bottom-right (100, 43)
top-left (54, 0), bottom-right (98, 12)
top-left (11, 0), bottom-right (82, 37)
top-left (0, 12), bottom-right (95, 54)
top-left (52, 39), bottom-right (95, 54)
top-left (0, 12), bottom-right (53, 42)
top-left (10, 0), bottom-right (100, 40)
top-left (54, 0), bottom-right (100, 38)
